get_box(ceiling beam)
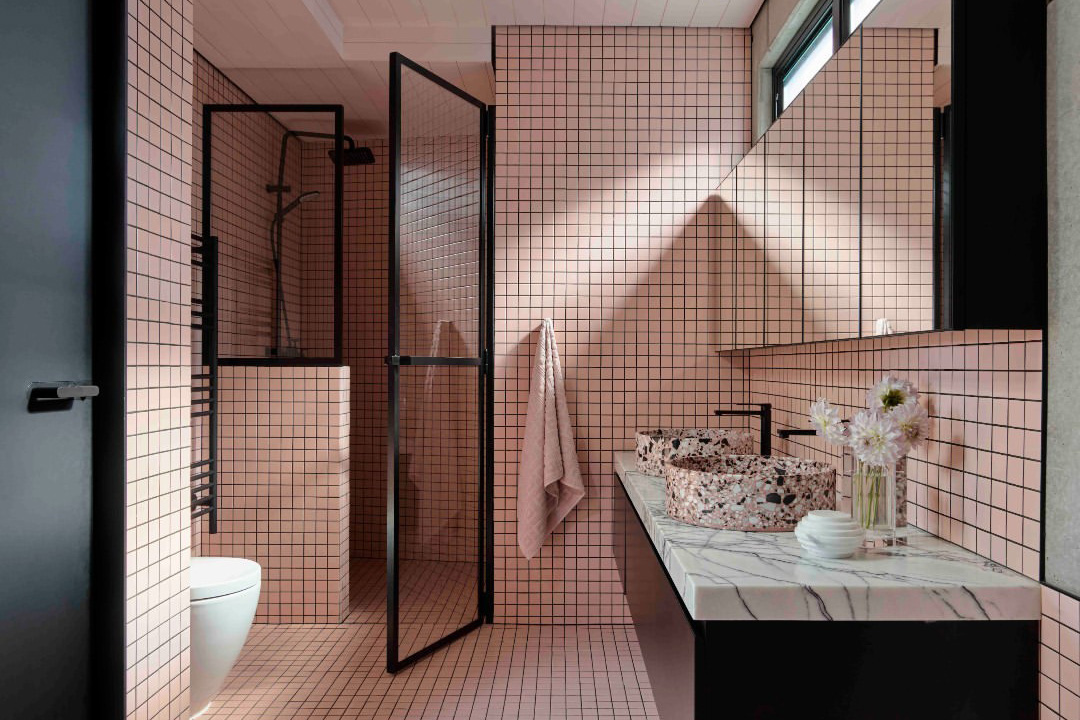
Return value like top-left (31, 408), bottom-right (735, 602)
top-left (301, 0), bottom-right (344, 54)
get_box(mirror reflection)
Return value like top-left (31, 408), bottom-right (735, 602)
top-left (720, 0), bottom-right (951, 349)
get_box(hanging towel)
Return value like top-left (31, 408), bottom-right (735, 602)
top-left (517, 318), bottom-right (586, 560)
top-left (874, 317), bottom-right (895, 336)
top-left (425, 320), bottom-right (450, 396)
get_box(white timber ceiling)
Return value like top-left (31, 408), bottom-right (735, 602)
top-left (864, 0), bottom-right (951, 63)
top-left (194, 0), bottom-right (765, 137)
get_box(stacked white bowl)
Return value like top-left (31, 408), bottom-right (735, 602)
top-left (794, 510), bottom-right (865, 558)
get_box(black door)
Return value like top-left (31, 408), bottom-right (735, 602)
top-left (386, 52), bottom-right (490, 672)
top-left (0, 1), bottom-right (124, 716)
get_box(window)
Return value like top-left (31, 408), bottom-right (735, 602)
top-left (848, 0), bottom-right (882, 31)
top-left (777, 17), bottom-right (835, 111)
top-left (771, 0), bottom-right (886, 120)
top-left (772, 0), bottom-right (836, 116)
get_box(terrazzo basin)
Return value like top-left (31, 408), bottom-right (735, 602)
top-left (635, 428), bottom-right (754, 476)
top-left (665, 455), bottom-right (836, 531)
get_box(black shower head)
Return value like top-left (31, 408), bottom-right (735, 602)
top-left (273, 190), bottom-right (321, 222)
top-left (328, 146), bottom-right (375, 166)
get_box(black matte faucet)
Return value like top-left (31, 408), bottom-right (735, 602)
top-left (777, 428), bottom-right (818, 439)
top-left (714, 403), bottom-right (771, 456)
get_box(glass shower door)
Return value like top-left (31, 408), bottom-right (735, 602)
top-left (386, 52), bottom-right (489, 672)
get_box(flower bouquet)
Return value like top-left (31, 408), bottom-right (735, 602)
top-left (809, 376), bottom-right (930, 543)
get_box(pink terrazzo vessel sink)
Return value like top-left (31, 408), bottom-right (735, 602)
top-left (665, 455), bottom-right (836, 531)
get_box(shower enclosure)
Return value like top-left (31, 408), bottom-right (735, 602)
top-left (194, 104), bottom-right (346, 533)
top-left (194, 76), bottom-right (494, 669)
top-left (386, 53), bottom-right (493, 672)
top-left (200, 104), bottom-right (345, 364)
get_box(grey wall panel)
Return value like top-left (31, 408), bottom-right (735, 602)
top-left (1046, 0), bottom-right (1080, 597)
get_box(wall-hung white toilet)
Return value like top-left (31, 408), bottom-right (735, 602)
top-left (190, 557), bottom-right (261, 717)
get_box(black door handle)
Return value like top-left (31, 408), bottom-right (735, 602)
top-left (27, 382), bottom-right (99, 413)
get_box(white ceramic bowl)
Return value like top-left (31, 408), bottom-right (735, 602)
top-left (799, 510), bottom-right (859, 526)
top-left (800, 528), bottom-right (865, 541)
top-left (795, 511), bottom-right (865, 558)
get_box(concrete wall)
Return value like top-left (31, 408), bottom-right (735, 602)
top-left (1045, 0), bottom-right (1080, 598)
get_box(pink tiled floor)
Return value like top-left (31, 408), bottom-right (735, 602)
top-left (347, 559), bottom-right (476, 625)
top-left (201, 624), bottom-right (658, 719)
top-left (346, 558), bottom-right (480, 658)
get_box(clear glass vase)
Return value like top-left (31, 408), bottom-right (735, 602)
top-left (850, 458), bottom-right (899, 544)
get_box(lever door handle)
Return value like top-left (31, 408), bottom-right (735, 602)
top-left (27, 382), bottom-right (100, 413)
top-left (55, 385), bottom-right (100, 400)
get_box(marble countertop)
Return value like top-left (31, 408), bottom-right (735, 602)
top-left (615, 452), bottom-right (1041, 622)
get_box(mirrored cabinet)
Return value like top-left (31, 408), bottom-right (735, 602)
top-left (718, 0), bottom-right (1046, 350)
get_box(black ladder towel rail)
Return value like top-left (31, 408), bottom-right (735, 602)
top-left (190, 233), bottom-right (218, 532)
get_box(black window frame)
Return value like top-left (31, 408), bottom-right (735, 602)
top-left (772, 0), bottom-right (853, 120)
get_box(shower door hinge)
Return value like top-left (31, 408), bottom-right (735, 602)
top-left (479, 591), bottom-right (493, 622)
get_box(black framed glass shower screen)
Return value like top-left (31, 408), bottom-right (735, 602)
top-left (387, 53), bottom-right (488, 672)
top-left (201, 103), bottom-right (344, 365)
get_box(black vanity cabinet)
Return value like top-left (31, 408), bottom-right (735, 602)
top-left (613, 455), bottom-right (1040, 720)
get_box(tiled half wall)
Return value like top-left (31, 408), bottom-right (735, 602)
top-left (201, 365), bottom-right (351, 623)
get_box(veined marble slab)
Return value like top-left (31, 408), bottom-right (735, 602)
top-left (615, 452), bottom-right (1040, 622)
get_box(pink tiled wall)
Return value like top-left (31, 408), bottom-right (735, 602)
top-left (202, 365), bottom-right (351, 623)
top-left (191, 52), bottom-right (334, 360)
top-left (191, 54), bottom-right (304, 359)
top-left (725, 328), bottom-right (1075, 718)
top-left (1043, 586), bottom-right (1080, 720)
top-left (300, 141), bottom-right (390, 560)
top-left (191, 51), bottom-right (297, 555)
top-left (189, 58), bottom-right (351, 623)
top-left (493, 26), bottom-right (752, 622)
top-left (762, 91), bottom-right (803, 347)
top-left (719, 28), bottom-right (933, 349)
top-left (302, 134), bottom-right (482, 565)
top-left (736, 330), bottom-right (1043, 579)
top-left (802, 36), bottom-right (862, 342)
top-left (859, 29), bottom-right (935, 335)
top-left (125, 0), bottom-right (194, 718)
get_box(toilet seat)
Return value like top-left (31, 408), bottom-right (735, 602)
top-left (191, 557), bottom-right (261, 601)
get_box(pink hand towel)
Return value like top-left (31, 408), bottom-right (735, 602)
top-left (517, 318), bottom-right (585, 560)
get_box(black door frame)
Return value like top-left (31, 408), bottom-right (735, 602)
top-left (90, 0), bottom-right (128, 716)
top-left (386, 52), bottom-right (493, 673)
